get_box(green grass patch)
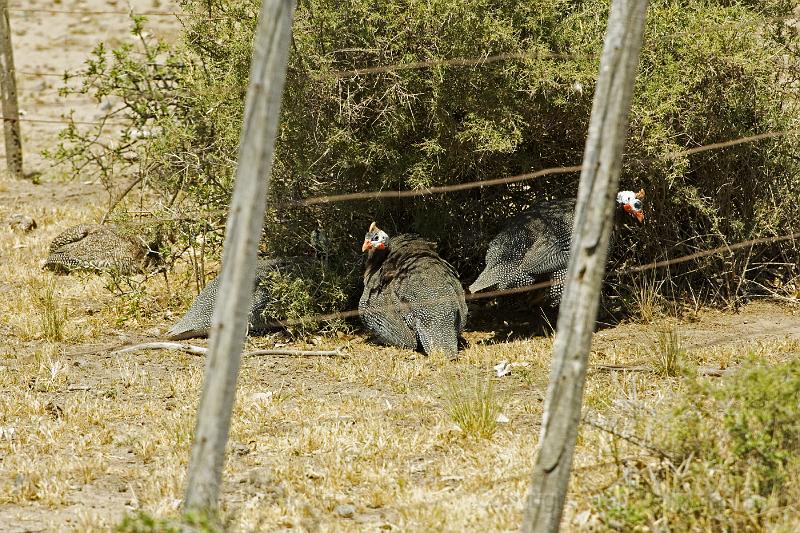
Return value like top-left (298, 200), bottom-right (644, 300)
top-left (593, 357), bottom-right (800, 530)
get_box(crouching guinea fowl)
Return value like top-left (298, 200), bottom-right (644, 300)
top-left (43, 224), bottom-right (156, 274)
top-left (469, 190), bottom-right (645, 306)
top-left (166, 258), bottom-right (313, 340)
top-left (359, 222), bottom-right (467, 359)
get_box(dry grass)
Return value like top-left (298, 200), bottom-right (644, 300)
top-left (629, 271), bottom-right (665, 324)
top-left (31, 277), bottom-right (68, 342)
top-left (652, 327), bottom-right (685, 378)
top-left (3, 0), bottom-right (798, 528)
top-left (2, 179), bottom-right (800, 531)
top-left (443, 371), bottom-right (502, 439)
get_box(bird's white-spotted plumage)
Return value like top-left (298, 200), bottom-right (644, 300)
top-left (470, 190), bottom-right (645, 307)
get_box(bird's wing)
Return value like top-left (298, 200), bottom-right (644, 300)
top-left (48, 225), bottom-right (92, 252)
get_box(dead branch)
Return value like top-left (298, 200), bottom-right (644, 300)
top-left (593, 363), bottom-right (651, 372)
top-left (111, 341), bottom-right (208, 355)
top-left (110, 341), bottom-right (345, 358)
top-left (592, 363), bottom-right (734, 376)
top-left (101, 172), bottom-right (146, 223)
top-left (244, 348), bottom-right (344, 357)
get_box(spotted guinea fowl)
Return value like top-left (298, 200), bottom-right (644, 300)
top-left (469, 190), bottom-right (645, 305)
top-left (359, 222), bottom-right (468, 358)
top-left (166, 257), bottom-right (313, 340)
top-left (43, 224), bottom-right (155, 274)
top-left (168, 229), bottom-right (330, 339)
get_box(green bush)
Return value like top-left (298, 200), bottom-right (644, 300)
top-left (50, 0), bottom-right (800, 309)
top-left (593, 358), bottom-right (800, 530)
top-left (254, 262), bottom-right (354, 336)
top-left (117, 510), bottom-right (221, 532)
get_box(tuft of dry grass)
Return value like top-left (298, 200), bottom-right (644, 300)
top-left (444, 372), bottom-right (502, 439)
top-left (653, 327), bottom-right (685, 378)
top-left (626, 271), bottom-right (666, 324)
top-left (31, 278), bottom-right (68, 342)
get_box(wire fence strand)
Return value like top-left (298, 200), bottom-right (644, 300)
top-left (298, 129), bottom-right (800, 206)
top-left (664, 131), bottom-right (797, 159)
top-left (4, 114), bottom-right (795, 205)
top-left (8, 8), bottom-right (189, 17)
top-left (16, 71), bottom-right (73, 78)
top-left (244, 229), bottom-right (799, 330)
top-left (330, 50), bottom-right (587, 78)
top-left (619, 232), bottom-right (800, 275)
top-left (299, 165), bottom-right (584, 206)
top-left (0, 116), bottom-right (129, 126)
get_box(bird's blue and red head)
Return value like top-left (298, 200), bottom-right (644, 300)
top-left (616, 189), bottom-right (645, 222)
top-left (362, 222), bottom-right (389, 252)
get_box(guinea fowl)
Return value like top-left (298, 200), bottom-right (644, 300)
top-left (168, 228), bottom-right (330, 339)
top-left (43, 224), bottom-right (155, 274)
top-left (359, 222), bottom-right (468, 358)
top-left (469, 190), bottom-right (645, 305)
top-left (166, 257), bottom-right (313, 340)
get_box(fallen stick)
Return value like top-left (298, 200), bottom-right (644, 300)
top-left (111, 342), bottom-right (209, 355)
top-left (110, 341), bottom-right (345, 358)
top-left (593, 363), bottom-right (733, 376)
top-left (593, 364), bottom-right (650, 372)
top-left (244, 348), bottom-right (344, 357)
top-left (697, 366), bottom-right (733, 377)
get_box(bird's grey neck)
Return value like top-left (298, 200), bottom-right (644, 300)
top-left (365, 246), bottom-right (389, 277)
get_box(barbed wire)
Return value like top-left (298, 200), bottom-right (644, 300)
top-left (298, 129), bottom-right (800, 206)
top-left (242, 228), bottom-right (799, 330)
top-left (5, 111), bottom-right (794, 161)
top-left (15, 6), bottom-right (789, 26)
top-left (663, 131), bottom-right (796, 159)
top-left (330, 50), bottom-right (586, 78)
top-left (8, 7), bottom-right (192, 17)
top-left (16, 71), bottom-right (70, 78)
top-left (329, 13), bottom-right (798, 79)
top-left (9, 6), bottom-right (796, 26)
top-left (299, 165), bottom-right (584, 206)
top-left (11, 47), bottom-right (795, 81)
top-left (619, 232), bottom-right (800, 276)
top-left (0, 115), bottom-right (129, 126)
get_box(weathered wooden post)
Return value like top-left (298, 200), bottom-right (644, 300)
top-left (0, 0), bottom-right (22, 179)
top-left (183, 0), bottom-right (296, 515)
top-left (521, 0), bottom-right (649, 531)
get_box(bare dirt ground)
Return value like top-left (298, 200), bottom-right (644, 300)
top-left (2, 1), bottom-right (800, 532)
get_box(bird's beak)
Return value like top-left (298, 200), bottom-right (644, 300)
top-left (362, 240), bottom-right (372, 252)
top-left (623, 203), bottom-right (645, 222)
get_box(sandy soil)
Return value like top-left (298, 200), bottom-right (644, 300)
top-left (1, 1), bottom-right (800, 532)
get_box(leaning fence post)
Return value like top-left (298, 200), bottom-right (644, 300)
top-left (521, 0), bottom-right (649, 531)
top-left (0, 0), bottom-right (22, 179)
top-left (183, 0), bottom-right (296, 515)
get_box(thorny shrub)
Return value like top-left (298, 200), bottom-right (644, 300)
top-left (48, 0), bottom-right (800, 317)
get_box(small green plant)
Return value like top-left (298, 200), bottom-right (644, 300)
top-left (117, 510), bottom-right (221, 532)
top-left (592, 358), bottom-right (800, 531)
top-left (653, 327), bottom-right (685, 377)
top-left (444, 372), bottom-right (501, 439)
top-left (33, 279), bottom-right (67, 342)
top-left (255, 265), bottom-right (353, 338)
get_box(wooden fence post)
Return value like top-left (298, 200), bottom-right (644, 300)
top-left (0, 0), bottom-right (23, 179)
top-left (183, 0), bottom-right (296, 515)
top-left (521, 0), bottom-right (649, 531)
